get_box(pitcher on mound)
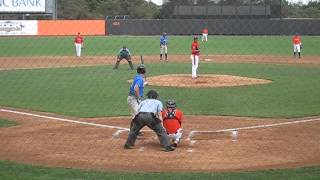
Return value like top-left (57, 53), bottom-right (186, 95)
top-left (191, 36), bottom-right (200, 79)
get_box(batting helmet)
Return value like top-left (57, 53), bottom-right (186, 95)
top-left (146, 90), bottom-right (159, 99)
top-left (166, 99), bottom-right (176, 109)
top-left (137, 64), bottom-right (146, 74)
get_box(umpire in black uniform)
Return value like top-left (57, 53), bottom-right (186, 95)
top-left (124, 90), bottom-right (175, 152)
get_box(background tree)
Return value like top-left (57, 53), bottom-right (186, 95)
top-left (57, 0), bottom-right (160, 19)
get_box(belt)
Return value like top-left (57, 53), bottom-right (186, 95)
top-left (128, 92), bottom-right (136, 97)
top-left (138, 112), bottom-right (155, 116)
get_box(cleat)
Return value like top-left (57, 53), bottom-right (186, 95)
top-left (124, 144), bottom-right (133, 149)
top-left (171, 143), bottom-right (178, 148)
top-left (163, 145), bottom-right (175, 152)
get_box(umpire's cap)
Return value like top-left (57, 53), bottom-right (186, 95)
top-left (146, 90), bottom-right (159, 99)
top-left (166, 99), bottom-right (176, 108)
top-left (137, 64), bottom-right (146, 74)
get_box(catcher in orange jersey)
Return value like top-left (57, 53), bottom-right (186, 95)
top-left (161, 99), bottom-right (184, 147)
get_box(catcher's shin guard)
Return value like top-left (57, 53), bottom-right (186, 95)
top-left (113, 61), bottom-right (120, 69)
top-left (128, 61), bottom-right (134, 70)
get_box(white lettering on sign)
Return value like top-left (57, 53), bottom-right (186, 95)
top-left (0, 0), bottom-right (45, 12)
top-left (0, 20), bottom-right (38, 36)
top-left (112, 22), bottom-right (120, 26)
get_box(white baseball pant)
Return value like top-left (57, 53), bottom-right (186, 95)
top-left (168, 128), bottom-right (183, 144)
top-left (191, 54), bottom-right (199, 78)
top-left (160, 45), bottom-right (167, 54)
top-left (127, 95), bottom-right (139, 119)
top-left (202, 33), bottom-right (208, 41)
top-left (293, 44), bottom-right (301, 53)
top-left (75, 43), bottom-right (82, 57)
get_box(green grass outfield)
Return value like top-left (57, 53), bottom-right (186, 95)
top-left (1, 160), bottom-right (320, 180)
top-left (0, 63), bottom-right (320, 118)
top-left (0, 35), bottom-right (320, 56)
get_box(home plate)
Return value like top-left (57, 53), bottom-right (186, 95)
top-left (139, 146), bottom-right (145, 152)
top-left (186, 148), bottom-right (194, 153)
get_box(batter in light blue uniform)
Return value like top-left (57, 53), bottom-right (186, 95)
top-left (124, 90), bottom-right (175, 152)
top-left (127, 65), bottom-right (146, 119)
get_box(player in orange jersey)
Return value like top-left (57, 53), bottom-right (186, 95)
top-left (292, 32), bottom-right (302, 58)
top-left (191, 36), bottom-right (200, 79)
top-left (202, 28), bottom-right (208, 42)
top-left (74, 32), bottom-right (84, 57)
top-left (162, 99), bottom-right (184, 147)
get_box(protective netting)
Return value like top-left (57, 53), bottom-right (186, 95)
top-left (1, 0), bottom-right (320, 177)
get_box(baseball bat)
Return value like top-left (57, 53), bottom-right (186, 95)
top-left (140, 55), bottom-right (144, 65)
top-left (140, 55), bottom-right (147, 84)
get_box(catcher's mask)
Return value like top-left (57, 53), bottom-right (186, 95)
top-left (137, 64), bottom-right (146, 74)
top-left (146, 90), bottom-right (158, 99)
top-left (166, 99), bottom-right (176, 109)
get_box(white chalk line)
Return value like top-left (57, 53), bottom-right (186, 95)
top-left (187, 117), bottom-right (320, 140)
top-left (2, 108), bottom-right (319, 143)
top-left (0, 108), bottom-right (130, 131)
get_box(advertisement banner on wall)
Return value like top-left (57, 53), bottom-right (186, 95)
top-left (0, 20), bottom-right (37, 36)
top-left (0, 0), bottom-right (45, 12)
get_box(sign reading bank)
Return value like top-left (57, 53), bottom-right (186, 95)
top-left (0, 0), bottom-right (45, 12)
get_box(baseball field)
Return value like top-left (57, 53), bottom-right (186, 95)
top-left (1, 35), bottom-right (320, 179)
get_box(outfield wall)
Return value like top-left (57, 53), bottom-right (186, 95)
top-left (107, 19), bottom-right (320, 36)
top-left (38, 20), bottom-right (105, 36)
top-left (0, 20), bottom-right (106, 36)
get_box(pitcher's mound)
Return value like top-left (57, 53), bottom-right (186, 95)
top-left (145, 74), bottom-right (271, 88)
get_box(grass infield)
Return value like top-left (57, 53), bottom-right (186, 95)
top-left (0, 63), bottom-right (319, 118)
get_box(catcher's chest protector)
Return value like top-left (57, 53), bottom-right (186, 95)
top-left (165, 109), bottom-right (176, 120)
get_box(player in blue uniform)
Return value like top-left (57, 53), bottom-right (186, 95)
top-left (160, 32), bottom-right (168, 62)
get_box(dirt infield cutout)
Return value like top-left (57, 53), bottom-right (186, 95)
top-left (145, 74), bottom-right (272, 88)
top-left (1, 107), bottom-right (320, 172)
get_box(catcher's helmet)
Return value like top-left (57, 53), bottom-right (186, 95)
top-left (146, 90), bottom-right (159, 99)
top-left (166, 99), bottom-right (176, 109)
top-left (137, 64), bottom-right (146, 74)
